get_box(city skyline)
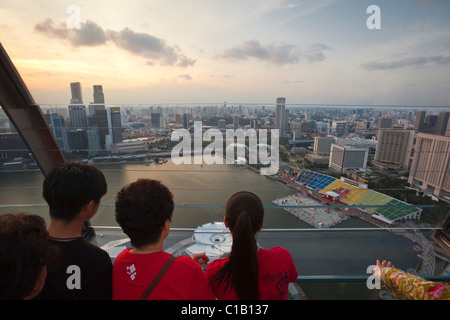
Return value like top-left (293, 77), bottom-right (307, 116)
top-left (1, 0), bottom-right (450, 106)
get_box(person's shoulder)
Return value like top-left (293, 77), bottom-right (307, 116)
top-left (174, 255), bottom-right (201, 269)
top-left (260, 247), bottom-right (293, 259)
top-left (72, 238), bottom-right (112, 264)
top-left (263, 246), bottom-right (291, 255)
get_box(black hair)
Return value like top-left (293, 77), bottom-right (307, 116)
top-left (0, 213), bottom-right (56, 299)
top-left (115, 179), bottom-right (174, 248)
top-left (42, 162), bottom-right (107, 223)
top-left (212, 191), bottom-right (264, 300)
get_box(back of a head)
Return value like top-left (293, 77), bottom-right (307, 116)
top-left (0, 213), bottom-right (55, 299)
top-left (213, 191), bottom-right (264, 300)
top-left (115, 179), bottom-right (174, 248)
top-left (42, 162), bottom-right (107, 222)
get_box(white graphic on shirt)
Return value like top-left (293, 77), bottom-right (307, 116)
top-left (126, 264), bottom-right (137, 280)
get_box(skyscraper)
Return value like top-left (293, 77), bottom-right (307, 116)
top-left (374, 128), bottom-right (415, 168)
top-left (68, 105), bottom-right (88, 130)
top-left (93, 85), bottom-right (105, 104)
top-left (408, 133), bottom-right (450, 199)
top-left (275, 97), bottom-right (286, 134)
top-left (70, 82), bottom-right (83, 104)
top-left (107, 107), bottom-right (123, 146)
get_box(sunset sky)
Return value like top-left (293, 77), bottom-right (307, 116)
top-left (1, 0), bottom-right (450, 106)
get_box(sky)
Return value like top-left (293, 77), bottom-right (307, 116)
top-left (1, 0), bottom-right (450, 106)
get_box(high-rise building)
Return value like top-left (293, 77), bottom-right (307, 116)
top-left (68, 105), bottom-right (88, 130)
top-left (183, 114), bottom-right (189, 129)
top-left (314, 136), bottom-right (335, 155)
top-left (414, 110), bottom-right (426, 132)
top-left (70, 82), bottom-right (83, 104)
top-left (86, 129), bottom-right (101, 156)
top-left (93, 85), bottom-right (105, 104)
top-left (434, 111), bottom-right (450, 136)
top-left (46, 113), bottom-right (69, 151)
top-left (408, 133), bottom-right (450, 199)
top-left (329, 144), bottom-right (369, 174)
top-left (151, 113), bottom-right (161, 128)
top-left (414, 110), bottom-right (449, 136)
top-left (68, 129), bottom-right (88, 155)
top-left (374, 128), bottom-right (415, 168)
top-left (233, 115), bottom-right (239, 130)
top-left (107, 107), bottom-right (123, 146)
top-left (275, 97), bottom-right (286, 134)
top-left (218, 119), bottom-right (226, 130)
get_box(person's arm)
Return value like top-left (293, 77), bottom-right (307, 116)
top-left (373, 260), bottom-right (449, 300)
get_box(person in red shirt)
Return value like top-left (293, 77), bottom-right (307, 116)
top-left (113, 178), bottom-right (214, 300)
top-left (205, 191), bottom-right (298, 300)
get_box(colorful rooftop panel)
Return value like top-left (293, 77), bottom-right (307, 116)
top-left (374, 199), bottom-right (421, 220)
top-left (295, 170), bottom-right (420, 222)
top-left (307, 174), bottom-right (336, 190)
top-left (295, 170), bottom-right (319, 185)
top-left (343, 188), bottom-right (368, 205)
top-left (353, 190), bottom-right (393, 213)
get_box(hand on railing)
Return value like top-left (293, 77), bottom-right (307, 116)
top-left (373, 259), bottom-right (449, 300)
top-left (193, 253), bottom-right (210, 266)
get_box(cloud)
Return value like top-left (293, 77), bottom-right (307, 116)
top-left (177, 74), bottom-right (192, 81)
top-left (361, 55), bottom-right (450, 70)
top-left (34, 19), bottom-right (107, 47)
top-left (222, 39), bottom-right (330, 66)
top-left (34, 19), bottom-right (195, 67)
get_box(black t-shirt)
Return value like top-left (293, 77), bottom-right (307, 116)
top-left (36, 237), bottom-right (112, 300)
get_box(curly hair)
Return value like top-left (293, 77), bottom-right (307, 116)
top-left (115, 179), bottom-right (174, 248)
top-left (0, 213), bottom-right (56, 299)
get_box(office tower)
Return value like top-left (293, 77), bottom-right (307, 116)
top-left (107, 107), bottom-right (123, 146)
top-left (89, 85), bottom-right (105, 116)
top-left (333, 121), bottom-right (349, 136)
top-left (329, 144), bottom-right (369, 174)
top-left (183, 114), bottom-right (188, 129)
top-left (160, 116), bottom-right (167, 130)
top-left (87, 129), bottom-right (101, 156)
top-left (93, 85), bottom-right (105, 104)
top-left (233, 115), bottom-right (239, 130)
top-left (414, 110), bottom-right (448, 135)
top-left (446, 119), bottom-right (450, 137)
top-left (408, 133), bottom-right (450, 198)
top-left (275, 97), bottom-right (286, 133)
top-left (151, 113), bottom-right (161, 128)
top-left (70, 82), bottom-right (83, 104)
top-left (414, 111), bottom-right (426, 132)
top-left (374, 128), bottom-right (415, 168)
top-left (68, 105), bottom-right (88, 130)
top-left (434, 111), bottom-right (450, 136)
top-left (46, 113), bottom-right (69, 151)
top-left (377, 117), bottom-right (393, 129)
top-left (218, 119), bottom-right (226, 130)
top-left (314, 136), bottom-right (335, 155)
top-left (68, 129), bottom-right (88, 154)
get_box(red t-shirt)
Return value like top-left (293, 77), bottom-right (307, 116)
top-left (112, 249), bottom-right (214, 300)
top-left (205, 247), bottom-right (298, 300)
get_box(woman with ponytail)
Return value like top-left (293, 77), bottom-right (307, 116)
top-left (206, 191), bottom-right (298, 300)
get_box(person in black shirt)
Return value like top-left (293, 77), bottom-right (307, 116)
top-left (36, 162), bottom-right (112, 300)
